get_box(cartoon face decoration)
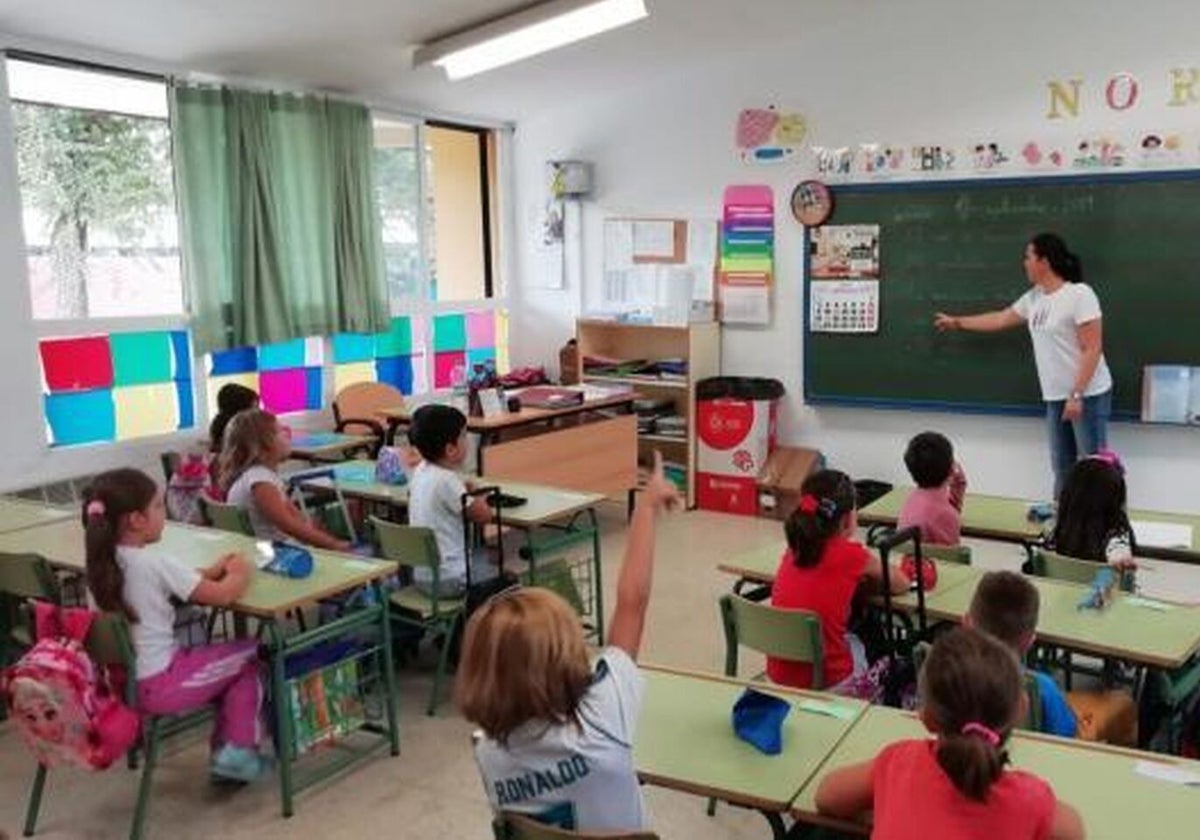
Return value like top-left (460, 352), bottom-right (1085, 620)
top-left (12, 678), bottom-right (66, 744)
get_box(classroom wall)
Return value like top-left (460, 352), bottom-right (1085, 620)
top-left (508, 0), bottom-right (1200, 513)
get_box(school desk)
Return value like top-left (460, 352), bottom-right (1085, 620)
top-left (379, 390), bottom-right (638, 505)
top-left (0, 498), bottom-right (73, 534)
top-left (916, 573), bottom-right (1200, 671)
top-left (0, 518), bottom-right (400, 819)
top-left (858, 487), bottom-right (1046, 559)
top-left (1126, 508), bottom-right (1200, 564)
top-left (791, 704), bottom-right (1200, 838)
top-left (287, 431), bottom-right (375, 462)
top-left (715, 542), bottom-right (984, 612)
top-left (297, 462), bottom-right (610, 639)
top-left (635, 664), bottom-right (867, 840)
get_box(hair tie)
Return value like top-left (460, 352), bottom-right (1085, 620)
top-left (1091, 448), bottom-right (1125, 476)
top-left (799, 494), bottom-right (819, 514)
top-left (961, 722), bottom-right (1001, 747)
top-left (799, 494), bottom-right (840, 521)
top-left (85, 500), bottom-right (106, 518)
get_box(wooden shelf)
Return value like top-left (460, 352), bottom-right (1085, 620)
top-left (583, 374), bottom-right (687, 390)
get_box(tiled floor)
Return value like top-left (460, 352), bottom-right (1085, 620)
top-left (2, 507), bottom-right (1198, 839)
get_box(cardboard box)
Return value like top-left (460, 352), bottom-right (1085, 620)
top-left (757, 446), bottom-right (825, 520)
top-left (697, 397), bottom-right (778, 480)
top-left (696, 473), bottom-right (759, 516)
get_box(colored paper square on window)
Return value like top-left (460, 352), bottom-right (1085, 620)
top-left (333, 333), bottom-right (375, 364)
top-left (375, 317), bottom-right (412, 357)
top-left (468, 348), bottom-right (496, 373)
top-left (410, 353), bottom-right (429, 394)
top-left (376, 356), bottom-right (414, 395)
top-left (45, 390), bottom-right (115, 446)
top-left (260, 369), bottom-right (310, 414)
top-left (210, 346), bottom-right (258, 376)
top-left (110, 331), bottom-right (173, 386)
top-left (258, 339), bottom-right (307, 371)
top-left (334, 362), bottom-right (377, 393)
top-left (175, 380), bottom-right (195, 429)
top-left (497, 343), bottom-right (510, 375)
top-left (434, 314), bottom-right (467, 352)
top-left (206, 372), bottom-right (260, 420)
top-left (40, 336), bottom-right (114, 393)
top-left (433, 351), bottom-right (467, 389)
top-left (170, 331), bottom-right (192, 381)
top-left (304, 366), bottom-right (323, 409)
top-left (114, 383), bottom-right (179, 440)
top-left (303, 337), bottom-right (323, 367)
top-left (466, 312), bottom-right (496, 349)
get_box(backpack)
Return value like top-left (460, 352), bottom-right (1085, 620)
top-left (166, 451), bottom-right (218, 524)
top-left (1, 604), bottom-right (140, 770)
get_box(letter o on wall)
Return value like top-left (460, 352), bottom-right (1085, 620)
top-left (1106, 73), bottom-right (1140, 111)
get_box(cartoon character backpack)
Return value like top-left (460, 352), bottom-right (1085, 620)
top-left (1, 603), bottom-right (140, 770)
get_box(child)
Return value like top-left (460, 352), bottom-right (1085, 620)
top-left (815, 626), bottom-right (1084, 840)
top-left (209, 383), bottom-right (260, 454)
top-left (965, 571), bottom-right (1077, 738)
top-left (406, 404), bottom-right (498, 597)
top-left (1051, 455), bottom-right (1136, 569)
top-left (897, 431), bottom-right (968, 546)
top-left (768, 469), bottom-right (911, 693)
top-left (83, 468), bottom-right (268, 782)
top-left (458, 451), bottom-right (680, 832)
top-left (220, 409), bottom-right (351, 551)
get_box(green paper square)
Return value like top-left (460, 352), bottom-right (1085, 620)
top-left (433, 314), bottom-right (467, 352)
top-left (111, 331), bottom-right (173, 386)
top-left (375, 317), bottom-right (412, 357)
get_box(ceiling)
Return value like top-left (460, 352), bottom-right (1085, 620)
top-left (0, 0), bottom-right (806, 121)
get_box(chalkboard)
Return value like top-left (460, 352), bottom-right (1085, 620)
top-left (803, 171), bottom-right (1200, 418)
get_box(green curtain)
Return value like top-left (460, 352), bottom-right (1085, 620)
top-left (170, 85), bottom-right (388, 354)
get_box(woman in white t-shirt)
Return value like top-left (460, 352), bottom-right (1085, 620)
top-left (934, 233), bottom-right (1113, 497)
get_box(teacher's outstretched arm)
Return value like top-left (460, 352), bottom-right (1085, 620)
top-left (934, 308), bottom-right (1023, 333)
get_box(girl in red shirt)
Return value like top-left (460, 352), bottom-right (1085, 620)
top-left (767, 469), bottom-right (910, 692)
top-left (815, 627), bottom-right (1084, 840)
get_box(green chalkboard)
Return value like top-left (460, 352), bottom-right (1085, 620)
top-left (803, 172), bottom-right (1200, 418)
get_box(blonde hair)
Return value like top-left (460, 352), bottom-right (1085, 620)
top-left (218, 409), bottom-right (279, 492)
top-left (455, 588), bottom-right (591, 744)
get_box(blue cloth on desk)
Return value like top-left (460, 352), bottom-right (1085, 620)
top-left (732, 688), bottom-right (790, 755)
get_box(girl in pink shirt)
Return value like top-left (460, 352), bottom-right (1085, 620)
top-left (816, 627), bottom-right (1084, 840)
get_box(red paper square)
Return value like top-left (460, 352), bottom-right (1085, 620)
top-left (434, 351), bottom-right (467, 389)
top-left (40, 336), bottom-right (114, 393)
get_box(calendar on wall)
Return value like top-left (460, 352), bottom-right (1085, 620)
top-left (809, 280), bottom-right (880, 333)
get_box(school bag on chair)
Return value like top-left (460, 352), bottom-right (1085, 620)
top-left (1, 602), bottom-right (140, 770)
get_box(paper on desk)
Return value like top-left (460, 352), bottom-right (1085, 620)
top-left (1134, 760), bottom-right (1200, 785)
top-left (343, 559), bottom-right (381, 572)
top-left (796, 699), bottom-right (857, 720)
top-left (1125, 596), bottom-right (1173, 611)
top-left (1131, 520), bottom-right (1193, 549)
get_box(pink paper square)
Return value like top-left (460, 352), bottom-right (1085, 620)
top-left (466, 311), bottom-right (496, 349)
top-left (259, 369), bottom-right (308, 414)
top-left (434, 351), bottom-right (466, 389)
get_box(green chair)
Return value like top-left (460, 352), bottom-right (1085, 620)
top-left (719, 593), bottom-right (825, 687)
top-left (22, 613), bottom-right (214, 840)
top-left (891, 538), bottom-right (972, 565)
top-left (493, 813), bottom-right (659, 840)
top-left (373, 517), bottom-right (466, 716)
top-left (0, 553), bottom-right (62, 667)
top-left (199, 497), bottom-right (253, 535)
top-left (522, 558), bottom-right (585, 616)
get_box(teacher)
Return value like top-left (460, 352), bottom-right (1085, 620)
top-left (933, 232), bottom-right (1113, 497)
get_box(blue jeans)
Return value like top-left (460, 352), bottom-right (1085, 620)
top-left (1045, 390), bottom-right (1111, 498)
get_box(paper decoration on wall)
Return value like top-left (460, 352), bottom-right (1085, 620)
top-left (970, 142), bottom-right (1011, 170)
top-left (857, 144), bottom-right (906, 175)
top-left (719, 186), bottom-right (773, 326)
top-left (813, 147), bottom-right (854, 177)
top-left (434, 312), bottom-right (500, 389)
top-left (1073, 137), bottom-right (1126, 168)
top-left (599, 218), bottom-right (717, 324)
top-left (736, 107), bottom-right (807, 164)
top-left (810, 280), bottom-right (880, 334)
top-left (810, 225), bottom-right (880, 280)
top-left (1139, 133), bottom-right (1183, 166)
top-left (40, 330), bottom-right (194, 447)
top-left (333, 315), bottom-right (433, 395)
top-left (911, 145), bottom-right (956, 172)
top-left (1019, 141), bottom-right (1066, 170)
top-left (791, 180), bottom-right (834, 227)
top-left (208, 337), bottom-right (324, 417)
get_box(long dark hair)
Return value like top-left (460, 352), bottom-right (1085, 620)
top-left (1051, 457), bottom-right (1134, 561)
top-left (1029, 232), bottom-right (1082, 283)
top-left (209, 383), bottom-right (259, 453)
top-left (920, 627), bottom-right (1023, 801)
top-left (784, 469), bottom-right (856, 567)
top-left (82, 468), bottom-right (159, 622)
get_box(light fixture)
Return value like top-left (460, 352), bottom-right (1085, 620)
top-left (414, 0), bottom-right (649, 81)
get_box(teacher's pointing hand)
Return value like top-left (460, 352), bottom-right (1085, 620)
top-left (934, 312), bottom-right (960, 332)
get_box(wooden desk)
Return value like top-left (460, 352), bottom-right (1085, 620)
top-left (636, 665), bottom-right (866, 839)
top-left (0, 518), bottom-right (400, 817)
top-left (288, 432), bottom-right (375, 462)
top-left (0, 498), bottom-right (73, 534)
top-left (792, 704), bottom-right (1200, 838)
top-left (380, 390), bottom-right (638, 504)
top-left (860, 487), bottom-right (1045, 555)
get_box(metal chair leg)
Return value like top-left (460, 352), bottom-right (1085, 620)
top-left (129, 718), bottom-right (162, 840)
top-left (23, 763), bottom-right (47, 837)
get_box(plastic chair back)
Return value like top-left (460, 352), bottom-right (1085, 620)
top-left (200, 498), bottom-right (254, 536)
top-left (719, 593), bottom-right (825, 688)
top-left (1032, 548), bottom-right (1134, 592)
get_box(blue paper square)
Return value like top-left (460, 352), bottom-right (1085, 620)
top-left (258, 339), bottom-right (307, 371)
top-left (210, 346), bottom-right (258, 375)
top-left (376, 356), bottom-right (414, 395)
top-left (45, 390), bottom-right (116, 446)
top-left (175, 380), bottom-right (196, 429)
top-left (332, 333), bottom-right (375, 364)
top-left (170, 331), bottom-right (192, 381)
top-left (304, 366), bottom-right (324, 409)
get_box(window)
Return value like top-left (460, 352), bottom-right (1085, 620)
top-left (7, 57), bottom-right (182, 320)
top-left (373, 118), bottom-right (423, 303)
top-left (426, 123), bottom-right (497, 302)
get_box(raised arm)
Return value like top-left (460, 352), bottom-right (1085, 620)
top-left (935, 308), bottom-right (1024, 333)
top-left (606, 452), bottom-right (682, 660)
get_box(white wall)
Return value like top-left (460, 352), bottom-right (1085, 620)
top-left (509, 0), bottom-right (1200, 513)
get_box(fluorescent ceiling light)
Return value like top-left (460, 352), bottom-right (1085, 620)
top-left (414, 0), bottom-right (649, 81)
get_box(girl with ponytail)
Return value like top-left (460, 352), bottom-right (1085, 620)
top-left (766, 469), bottom-right (910, 693)
top-left (816, 626), bottom-right (1084, 839)
top-left (83, 468), bottom-right (270, 783)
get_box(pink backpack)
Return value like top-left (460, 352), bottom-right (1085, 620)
top-left (1, 604), bottom-right (140, 770)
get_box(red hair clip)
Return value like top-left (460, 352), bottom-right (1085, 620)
top-left (798, 494), bottom-right (818, 514)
